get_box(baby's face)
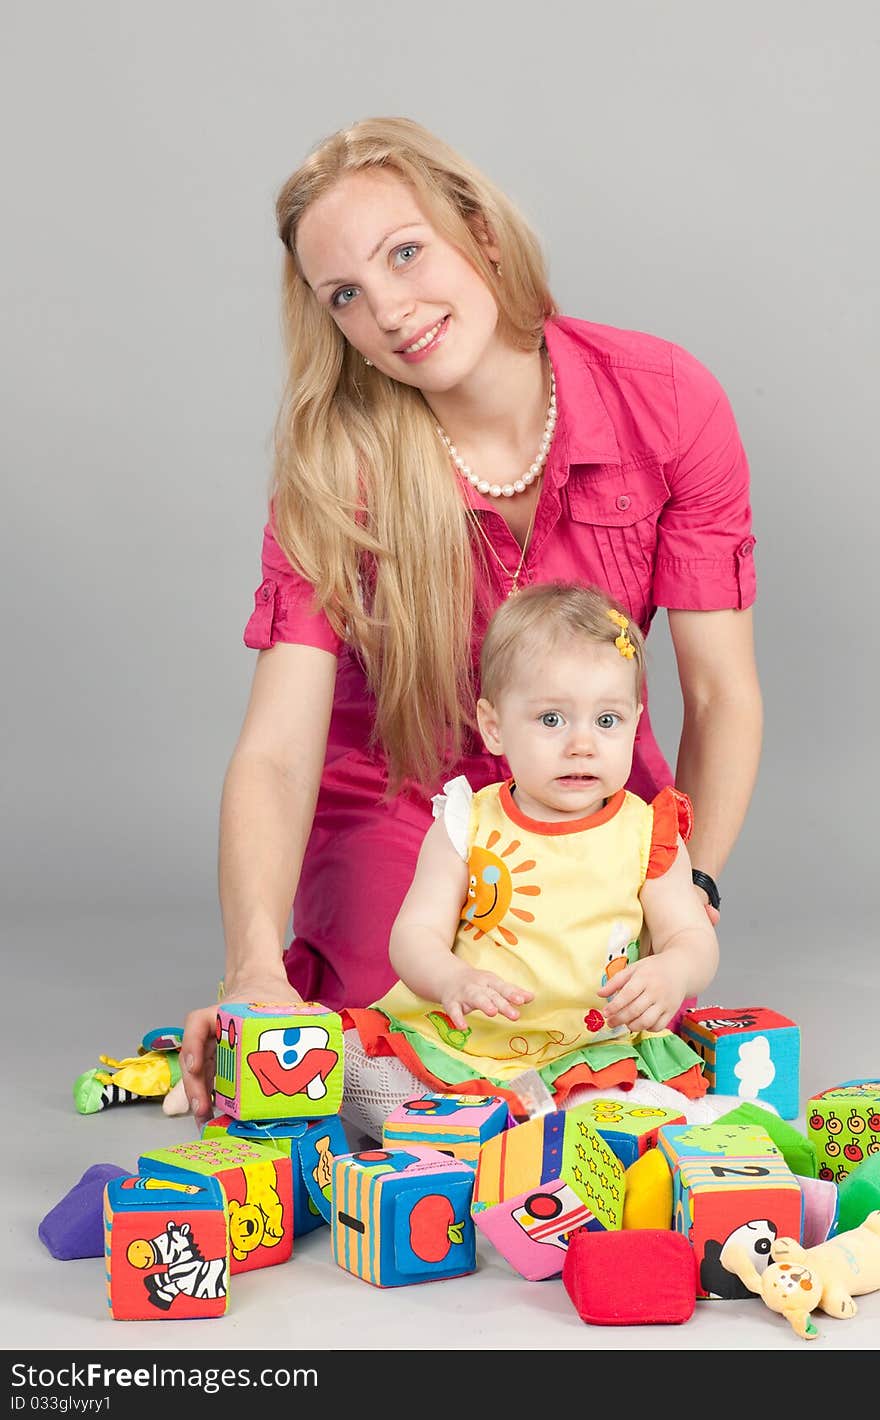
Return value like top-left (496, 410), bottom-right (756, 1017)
top-left (480, 638), bottom-right (641, 823)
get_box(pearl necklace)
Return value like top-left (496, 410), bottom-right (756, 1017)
top-left (436, 365), bottom-right (557, 499)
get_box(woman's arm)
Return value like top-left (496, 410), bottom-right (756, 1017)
top-left (599, 840), bottom-right (719, 1034)
top-left (668, 607), bottom-right (763, 906)
top-left (180, 641), bottom-right (337, 1123)
top-left (389, 818), bottom-right (534, 1030)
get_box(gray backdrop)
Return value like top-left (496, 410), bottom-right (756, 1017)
top-left (2, 0), bottom-right (879, 1351)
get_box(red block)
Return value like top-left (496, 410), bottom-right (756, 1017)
top-left (562, 1229), bottom-right (697, 1325)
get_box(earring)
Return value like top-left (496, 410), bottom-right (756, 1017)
top-left (494, 261), bottom-right (502, 277)
top-left (363, 356), bottom-right (373, 366)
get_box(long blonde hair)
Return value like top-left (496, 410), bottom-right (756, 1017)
top-left (272, 117), bottom-right (557, 792)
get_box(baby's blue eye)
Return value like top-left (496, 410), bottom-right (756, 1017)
top-left (596, 713), bottom-right (620, 730)
top-left (540, 712), bottom-right (563, 728)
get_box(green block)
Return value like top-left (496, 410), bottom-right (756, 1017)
top-left (838, 1153), bottom-right (880, 1233)
top-left (714, 1101), bottom-right (817, 1179)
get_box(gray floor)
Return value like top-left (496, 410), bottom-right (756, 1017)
top-left (4, 906), bottom-right (878, 1352)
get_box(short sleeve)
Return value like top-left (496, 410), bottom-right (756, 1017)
top-left (645, 787), bottom-right (694, 880)
top-left (243, 522), bottom-right (343, 655)
top-left (653, 345), bottom-right (757, 612)
top-left (429, 775), bottom-right (473, 861)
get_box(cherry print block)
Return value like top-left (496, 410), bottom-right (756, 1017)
top-left (139, 1136), bottom-right (293, 1274)
top-left (213, 1001), bottom-right (344, 1121)
top-left (382, 1093), bottom-right (513, 1165)
top-left (562, 1228), bottom-right (697, 1325)
top-left (471, 1107), bottom-right (624, 1281)
top-left (203, 1113), bottom-right (347, 1235)
top-left (807, 1080), bottom-right (880, 1185)
top-left (570, 1096), bottom-right (686, 1168)
top-left (103, 1173), bottom-right (228, 1320)
top-left (677, 1005), bottom-right (800, 1119)
top-left (331, 1146), bottom-right (476, 1287)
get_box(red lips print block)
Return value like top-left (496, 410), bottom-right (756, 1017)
top-left (213, 1003), bottom-right (344, 1122)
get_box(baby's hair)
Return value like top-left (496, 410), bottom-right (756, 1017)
top-left (479, 583), bottom-right (646, 704)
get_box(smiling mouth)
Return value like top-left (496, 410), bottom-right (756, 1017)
top-left (397, 314), bottom-right (449, 355)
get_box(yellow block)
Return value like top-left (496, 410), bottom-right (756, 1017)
top-left (622, 1147), bottom-right (673, 1230)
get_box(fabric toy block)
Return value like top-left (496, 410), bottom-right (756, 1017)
top-left (677, 1005), bottom-right (799, 1119)
top-left (806, 1079), bottom-right (880, 1183)
top-left (565, 1096), bottom-right (685, 1168)
top-left (622, 1148), bottom-right (673, 1230)
top-left (202, 1113), bottom-right (347, 1235)
top-left (381, 1093), bottom-right (512, 1165)
top-left (562, 1228), bottom-right (697, 1325)
top-left (331, 1146), bottom-right (476, 1287)
top-left (213, 1001), bottom-right (344, 1121)
top-left (837, 1152), bottom-right (880, 1234)
top-left (657, 1121), bottom-right (783, 1175)
top-left (471, 1106), bottom-right (624, 1281)
top-left (38, 1164), bottom-right (128, 1260)
top-left (797, 1174), bottom-right (840, 1248)
top-left (672, 1149), bottom-right (802, 1300)
top-left (713, 1100), bottom-right (817, 1178)
top-left (102, 1174), bottom-right (229, 1320)
top-left (138, 1136), bottom-right (293, 1274)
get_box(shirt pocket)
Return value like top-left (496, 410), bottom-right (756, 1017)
top-left (565, 459), bottom-right (670, 624)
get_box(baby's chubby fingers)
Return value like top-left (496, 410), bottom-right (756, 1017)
top-left (596, 964), bottom-right (637, 999)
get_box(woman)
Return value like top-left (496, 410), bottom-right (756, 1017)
top-left (181, 117), bottom-right (762, 1124)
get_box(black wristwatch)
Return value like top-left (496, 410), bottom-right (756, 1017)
top-left (692, 869), bottom-right (721, 911)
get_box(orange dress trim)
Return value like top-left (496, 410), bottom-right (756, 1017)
top-left (645, 786), bottom-right (694, 880)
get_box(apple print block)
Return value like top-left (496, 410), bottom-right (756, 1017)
top-left (382, 1093), bottom-right (513, 1165)
top-left (331, 1146), bottom-right (476, 1286)
top-left (807, 1079), bottom-right (880, 1184)
top-left (677, 1005), bottom-right (800, 1120)
top-left (213, 1002), bottom-right (344, 1121)
top-left (471, 1107), bottom-right (624, 1281)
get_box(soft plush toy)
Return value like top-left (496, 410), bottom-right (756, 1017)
top-left (73, 1027), bottom-right (183, 1114)
top-left (720, 1210), bottom-right (880, 1339)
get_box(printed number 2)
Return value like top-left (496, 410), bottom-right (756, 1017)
top-left (709, 1164), bottom-right (770, 1177)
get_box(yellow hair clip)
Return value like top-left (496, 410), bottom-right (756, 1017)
top-left (607, 608), bottom-right (636, 659)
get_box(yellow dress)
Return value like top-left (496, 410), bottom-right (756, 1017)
top-left (373, 778), bottom-right (705, 1096)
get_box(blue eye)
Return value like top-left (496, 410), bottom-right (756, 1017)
top-left (331, 286), bottom-right (358, 309)
top-left (540, 712), bottom-right (563, 728)
top-left (596, 713), bottom-right (620, 730)
top-left (393, 243), bottom-right (420, 265)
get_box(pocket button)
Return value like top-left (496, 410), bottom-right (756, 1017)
top-left (615, 494), bottom-right (631, 511)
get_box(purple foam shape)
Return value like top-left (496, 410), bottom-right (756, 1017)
top-left (38, 1163), bottom-right (128, 1260)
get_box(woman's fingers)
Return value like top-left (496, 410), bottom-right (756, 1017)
top-left (180, 1005), bottom-right (219, 1124)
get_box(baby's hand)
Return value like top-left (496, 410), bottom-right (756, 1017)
top-left (440, 968), bottom-right (534, 1032)
top-left (597, 951), bottom-right (690, 1035)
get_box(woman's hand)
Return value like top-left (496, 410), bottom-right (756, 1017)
top-left (180, 970), bottom-right (302, 1128)
top-left (597, 949), bottom-right (691, 1036)
top-left (440, 965), bottom-right (534, 1032)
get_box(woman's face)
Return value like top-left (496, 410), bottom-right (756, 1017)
top-left (295, 169), bottom-right (502, 394)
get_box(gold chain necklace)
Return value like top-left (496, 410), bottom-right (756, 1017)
top-left (465, 486), bottom-right (540, 598)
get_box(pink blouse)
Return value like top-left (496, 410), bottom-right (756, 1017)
top-left (243, 316), bottom-right (756, 1010)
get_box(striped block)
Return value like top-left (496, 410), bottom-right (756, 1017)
top-left (331, 1147), bottom-right (476, 1287)
top-left (382, 1093), bottom-right (512, 1165)
top-left (471, 1107), bottom-right (624, 1281)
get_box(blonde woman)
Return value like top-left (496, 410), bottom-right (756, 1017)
top-left (180, 117), bottom-right (761, 1125)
